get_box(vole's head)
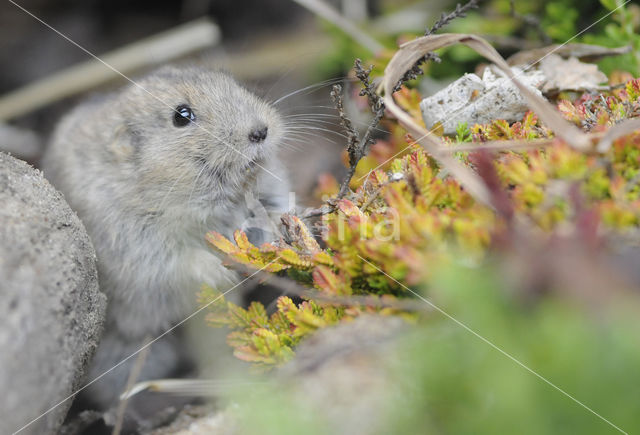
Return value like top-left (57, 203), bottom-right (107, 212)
top-left (111, 66), bottom-right (283, 209)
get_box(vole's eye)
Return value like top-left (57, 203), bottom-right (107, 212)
top-left (173, 104), bottom-right (195, 127)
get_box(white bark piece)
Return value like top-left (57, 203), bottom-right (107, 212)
top-left (420, 67), bottom-right (545, 134)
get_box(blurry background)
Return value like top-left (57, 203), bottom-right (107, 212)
top-left (0, 0), bottom-right (395, 203)
top-left (0, 0), bottom-right (344, 201)
top-left (1, 0), bottom-right (638, 200)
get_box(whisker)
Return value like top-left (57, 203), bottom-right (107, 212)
top-left (283, 104), bottom-right (343, 112)
top-left (279, 140), bottom-right (303, 152)
top-left (284, 115), bottom-right (390, 135)
top-left (273, 76), bottom-right (356, 106)
top-left (282, 128), bottom-right (342, 139)
top-left (283, 118), bottom-right (340, 128)
top-left (283, 125), bottom-right (349, 139)
top-left (284, 113), bottom-right (340, 118)
top-left (282, 131), bottom-right (338, 145)
top-left (263, 58), bottom-right (319, 103)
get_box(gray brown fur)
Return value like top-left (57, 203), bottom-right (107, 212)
top-left (42, 66), bottom-right (289, 407)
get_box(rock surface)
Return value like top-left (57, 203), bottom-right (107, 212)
top-left (421, 68), bottom-right (545, 134)
top-left (420, 55), bottom-right (609, 135)
top-left (148, 316), bottom-right (406, 435)
top-left (0, 153), bottom-right (106, 435)
top-left (277, 315), bottom-right (407, 435)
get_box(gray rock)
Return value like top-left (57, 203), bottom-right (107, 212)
top-left (148, 316), bottom-right (407, 435)
top-left (278, 315), bottom-right (407, 435)
top-left (420, 67), bottom-right (545, 134)
top-left (420, 73), bottom-right (485, 132)
top-left (0, 153), bottom-right (106, 435)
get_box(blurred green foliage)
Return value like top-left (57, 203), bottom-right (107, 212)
top-left (200, 3), bottom-right (640, 432)
top-left (228, 263), bottom-right (640, 434)
top-left (582, 0), bottom-right (640, 77)
top-left (318, 0), bottom-right (640, 79)
top-left (385, 264), bottom-right (640, 434)
top-left (207, 78), bottom-right (640, 369)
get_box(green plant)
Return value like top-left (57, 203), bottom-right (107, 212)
top-left (583, 0), bottom-right (640, 76)
top-left (454, 121), bottom-right (472, 142)
top-left (230, 263), bottom-right (640, 434)
top-left (317, 0), bottom-right (640, 80)
top-left (196, 4), bottom-right (640, 432)
top-left (202, 284), bottom-right (343, 368)
top-left (205, 77), bottom-right (640, 368)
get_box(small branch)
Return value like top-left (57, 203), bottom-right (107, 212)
top-left (334, 59), bottom-right (386, 200)
top-left (395, 53), bottom-right (440, 91)
top-left (305, 1), bottom-right (483, 218)
top-left (360, 174), bottom-right (404, 213)
top-left (331, 84), bottom-right (360, 167)
top-left (302, 204), bottom-right (334, 219)
top-left (302, 59), bottom-right (388, 221)
top-left (234, 264), bottom-right (430, 312)
top-left (398, 0), bottom-right (482, 89)
top-left (112, 339), bottom-right (151, 435)
top-left (353, 59), bottom-right (382, 110)
top-left (426, 0), bottom-right (481, 36)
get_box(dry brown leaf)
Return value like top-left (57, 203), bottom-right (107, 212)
top-left (596, 118), bottom-right (640, 153)
top-left (382, 33), bottom-right (591, 207)
top-left (449, 137), bottom-right (557, 152)
top-left (506, 43), bottom-right (632, 66)
top-left (381, 33), bottom-right (640, 206)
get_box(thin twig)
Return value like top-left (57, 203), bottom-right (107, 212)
top-left (303, 204), bottom-right (334, 219)
top-left (396, 0), bottom-right (482, 87)
top-left (112, 339), bottom-right (151, 435)
top-left (360, 174), bottom-right (404, 212)
top-left (334, 59), bottom-right (386, 200)
top-left (233, 264), bottom-right (429, 312)
top-left (426, 0), bottom-right (481, 36)
top-left (305, 1), bottom-right (484, 218)
top-left (303, 60), bottom-right (387, 219)
top-left (331, 84), bottom-right (360, 166)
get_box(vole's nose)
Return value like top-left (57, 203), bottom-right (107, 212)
top-left (248, 126), bottom-right (268, 143)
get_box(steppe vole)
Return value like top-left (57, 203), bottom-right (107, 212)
top-left (42, 66), bottom-right (289, 407)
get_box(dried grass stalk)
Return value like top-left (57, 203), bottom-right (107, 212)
top-left (381, 33), bottom-right (640, 206)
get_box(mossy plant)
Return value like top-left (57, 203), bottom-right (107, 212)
top-left (204, 76), bottom-right (640, 369)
